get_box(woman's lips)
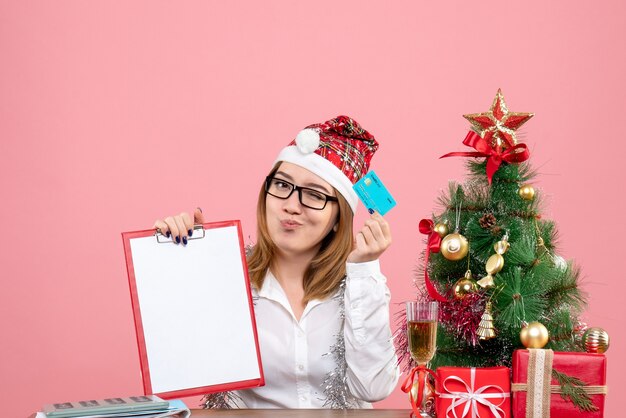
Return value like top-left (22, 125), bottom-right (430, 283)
top-left (280, 220), bottom-right (302, 229)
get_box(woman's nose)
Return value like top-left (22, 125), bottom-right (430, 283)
top-left (283, 190), bottom-right (303, 213)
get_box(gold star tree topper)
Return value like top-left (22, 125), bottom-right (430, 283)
top-left (463, 89), bottom-right (534, 150)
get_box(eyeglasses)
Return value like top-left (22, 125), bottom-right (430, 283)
top-left (265, 176), bottom-right (338, 210)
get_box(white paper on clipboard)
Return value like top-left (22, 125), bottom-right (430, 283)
top-left (122, 221), bottom-right (264, 398)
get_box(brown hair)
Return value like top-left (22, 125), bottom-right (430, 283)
top-left (246, 163), bottom-right (354, 303)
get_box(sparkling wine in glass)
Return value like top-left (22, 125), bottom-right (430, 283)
top-left (408, 318), bottom-right (437, 365)
top-left (406, 301), bottom-right (438, 417)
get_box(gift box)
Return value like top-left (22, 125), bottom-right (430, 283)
top-left (436, 366), bottom-right (511, 418)
top-left (512, 349), bottom-right (607, 418)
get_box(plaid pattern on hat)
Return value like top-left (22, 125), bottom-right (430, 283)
top-left (275, 115), bottom-right (379, 213)
top-left (293, 116), bottom-right (379, 184)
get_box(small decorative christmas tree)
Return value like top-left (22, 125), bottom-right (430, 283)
top-left (397, 89), bottom-right (588, 371)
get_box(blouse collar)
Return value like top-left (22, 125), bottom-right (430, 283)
top-left (256, 270), bottom-right (330, 322)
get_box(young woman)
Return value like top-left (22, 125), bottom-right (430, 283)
top-left (153, 116), bottom-right (399, 408)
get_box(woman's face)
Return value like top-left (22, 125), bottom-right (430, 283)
top-left (265, 162), bottom-right (340, 259)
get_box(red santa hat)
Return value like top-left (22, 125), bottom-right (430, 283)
top-left (274, 115), bottom-right (379, 213)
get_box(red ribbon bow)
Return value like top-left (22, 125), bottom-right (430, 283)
top-left (419, 219), bottom-right (448, 302)
top-left (441, 131), bottom-right (530, 184)
top-left (401, 365), bottom-right (438, 417)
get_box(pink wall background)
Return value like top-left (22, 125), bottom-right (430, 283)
top-left (1, 1), bottom-right (624, 417)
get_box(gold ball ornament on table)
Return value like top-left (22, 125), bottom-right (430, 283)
top-left (440, 232), bottom-right (469, 261)
top-left (453, 270), bottom-right (478, 299)
top-left (582, 327), bottom-right (610, 353)
top-left (520, 321), bottom-right (550, 349)
top-left (518, 184), bottom-right (535, 201)
top-left (433, 222), bottom-right (449, 238)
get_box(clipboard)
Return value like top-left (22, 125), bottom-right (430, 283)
top-left (122, 220), bottom-right (264, 399)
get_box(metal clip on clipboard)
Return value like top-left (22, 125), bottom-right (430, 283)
top-left (155, 224), bottom-right (206, 243)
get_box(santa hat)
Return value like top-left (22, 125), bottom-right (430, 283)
top-left (274, 115), bottom-right (379, 213)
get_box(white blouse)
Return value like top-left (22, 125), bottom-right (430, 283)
top-left (235, 260), bottom-right (399, 408)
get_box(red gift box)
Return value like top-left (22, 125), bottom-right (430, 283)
top-left (436, 366), bottom-right (511, 418)
top-left (512, 349), bottom-right (607, 418)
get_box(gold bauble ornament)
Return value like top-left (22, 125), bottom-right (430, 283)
top-left (582, 327), bottom-right (610, 353)
top-left (440, 232), bottom-right (469, 261)
top-left (518, 184), bottom-right (535, 201)
top-left (453, 271), bottom-right (477, 299)
top-left (433, 222), bottom-right (449, 238)
top-left (520, 321), bottom-right (549, 348)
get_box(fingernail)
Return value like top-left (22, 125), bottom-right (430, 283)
top-left (197, 207), bottom-right (203, 213)
top-left (175, 236), bottom-right (180, 244)
top-left (368, 208), bottom-right (375, 214)
top-left (166, 231), bottom-right (171, 238)
top-left (182, 236), bottom-right (188, 245)
top-left (188, 229), bottom-right (193, 237)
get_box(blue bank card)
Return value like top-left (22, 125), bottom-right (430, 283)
top-left (352, 170), bottom-right (397, 215)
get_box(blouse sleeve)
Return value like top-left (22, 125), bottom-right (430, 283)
top-left (343, 260), bottom-right (400, 402)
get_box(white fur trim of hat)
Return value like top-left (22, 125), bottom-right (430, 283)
top-left (274, 129), bottom-right (359, 213)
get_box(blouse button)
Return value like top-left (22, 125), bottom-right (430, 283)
top-left (298, 364), bottom-right (304, 371)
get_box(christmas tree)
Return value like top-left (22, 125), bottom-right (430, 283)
top-left (397, 89), bottom-right (588, 371)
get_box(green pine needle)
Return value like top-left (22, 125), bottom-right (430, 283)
top-left (545, 264), bottom-right (587, 314)
top-left (504, 234), bottom-right (537, 268)
top-left (552, 369), bottom-right (599, 412)
top-left (494, 268), bottom-right (548, 333)
top-left (432, 326), bottom-right (515, 369)
top-left (545, 309), bottom-right (582, 351)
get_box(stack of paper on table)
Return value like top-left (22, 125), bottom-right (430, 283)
top-left (36, 396), bottom-right (190, 418)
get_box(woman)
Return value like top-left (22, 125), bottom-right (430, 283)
top-left (153, 116), bottom-right (399, 408)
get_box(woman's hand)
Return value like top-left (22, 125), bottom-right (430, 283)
top-left (153, 207), bottom-right (205, 245)
top-left (347, 211), bottom-right (392, 263)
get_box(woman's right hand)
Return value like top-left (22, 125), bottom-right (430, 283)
top-left (153, 207), bottom-right (205, 245)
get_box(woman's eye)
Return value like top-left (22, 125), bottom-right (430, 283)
top-left (304, 190), bottom-right (325, 201)
top-left (273, 180), bottom-right (290, 189)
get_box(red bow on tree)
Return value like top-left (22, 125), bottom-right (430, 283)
top-left (419, 219), bottom-right (448, 303)
top-left (440, 131), bottom-right (530, 184)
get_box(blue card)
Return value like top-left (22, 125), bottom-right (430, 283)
top-left (352, 170), bottom-right (397, 215)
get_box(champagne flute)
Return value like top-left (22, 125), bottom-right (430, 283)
top-left (406, 301), bottom-right (438, 417)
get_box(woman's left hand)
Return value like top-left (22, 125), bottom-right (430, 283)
top-left (347, 211), bottom-right (392, 263)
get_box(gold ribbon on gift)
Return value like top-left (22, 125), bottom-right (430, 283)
top-left (511, 384), bottom-right (608, 395)
top-left (513, 349), bottom-right (608, 418)
top-left (526, 349), bottom-right (553, 418)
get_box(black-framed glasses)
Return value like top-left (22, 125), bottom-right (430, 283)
top-left (265, 176), bottom-right (338, 210)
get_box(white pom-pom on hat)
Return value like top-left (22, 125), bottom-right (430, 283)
top-left (295, 128), bottom-right (320, 154)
